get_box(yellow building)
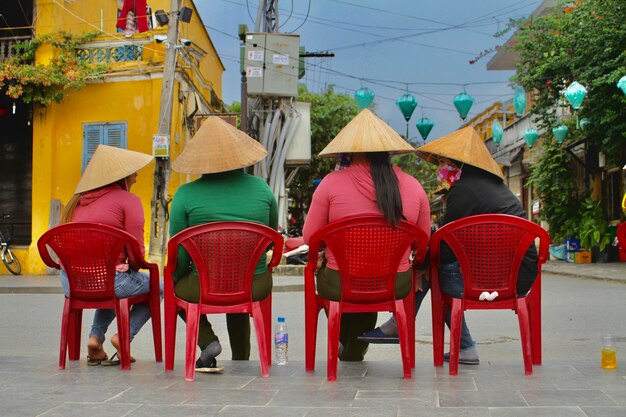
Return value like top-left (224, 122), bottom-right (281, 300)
top-left (0, 0), bottom-right (225, 274)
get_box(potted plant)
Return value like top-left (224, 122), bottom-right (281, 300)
top-left (578, 198), bottom-right (613, 262)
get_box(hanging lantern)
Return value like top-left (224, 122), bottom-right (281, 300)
top-left (564, 81), bottom-right (587, 110)
top-left (579, 117), bottom-right (591, 129)
top-left (453, 91), bottom-right (474, 120)
top-left (396, 93), bottom-right (417, 121)
top-left (354, 87), bottom-right (375, 109)
top-left (491, 120), bottom-right (503, 145)
top-left (523, 127), bottom-right (539, 147)
top-left (617, 76), bottom-right (626, 95)
top-left (513, 86), bottom-right (527, 116)
top-left (552, 125), bottom-right (569, 144)
top-left (415, 117), bottom-right (434, 141)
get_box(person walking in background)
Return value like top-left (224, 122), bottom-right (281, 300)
top-left (363, 126), bottom-right (538, 365)
top-left (169, 116), bottom-right (277, 373)
top-left (59, 145), bottom-right (157, 366)
top-left (303, 109), bottom-right (431, 361)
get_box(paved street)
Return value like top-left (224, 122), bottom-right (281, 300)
top-left (0, 262), bottom-right (625, 416)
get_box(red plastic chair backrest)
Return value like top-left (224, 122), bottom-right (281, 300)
top-left (37, 222), bottom-right (143, 302)
top-left (307, 215), bottom-right (429, 304)
top-left (166, 222), bottom-right (284, 306)
top-left (430, 214), bottom-right (549, 301)
top-left (617, 223), bottom-right (626, 253)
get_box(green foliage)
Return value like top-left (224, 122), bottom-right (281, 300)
top-left (0, 31), bottom-right (108, 105)
top-left (578, 197), bottom-right (611, 251)
top-left (392, 153), bottom-right (437, 193)
top-left (510, 0), bottom-right (626, 164)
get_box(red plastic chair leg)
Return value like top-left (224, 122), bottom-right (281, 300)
top-left (528, 284), bottom-right (542, 365)
top-left (261, 294), bottom-right (272, 368)
top-left (164, 300), bottom-right (178, 371)
top-left (252, 301), bottom-right (270, 377)
top-left (431, 300), bottom-right (446, 367)
top-left (326, 302), bottom-right (341, 382)
top-left (68, 308), bottom-right (82, 361)
top-left (304, 296), bottom-right (320, 372)
top-left (116, 300), bottom-right (132, 370)
top-left (516, 300), bottom-right (533, 375)
top-left (448, 300), bottom-right (464, 376)
top-left (59, 299), bottom-right (71, 369)
top-left (184, 304), bottom-right (201, 382)
top-left (395, 299), bottom-right (412, 379)
top-left (149, 297), bottom-right (163, 362)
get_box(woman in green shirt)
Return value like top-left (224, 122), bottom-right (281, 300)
top-left (170, 116), bottom-right (277, 372)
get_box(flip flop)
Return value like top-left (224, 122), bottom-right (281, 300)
top-left (195, 357), bottom-right (224, 373)
top-left (87, 355), bottom-right (108, 366)
top-left (101, 352), bottom-right (136, 366)
top-left (357, 327), bottom-right (400, 344)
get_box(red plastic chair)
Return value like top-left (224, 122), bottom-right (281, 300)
top-left (617, 223), bottom-right (626, 260)
top-left (37, 222), bottom-right (162, 370)
top-left (429, 214), bottom-right (549, 375)
top-left (304, 215), bottom-right (429, 381)
top-left (163, 221), bottom-right (283, 381)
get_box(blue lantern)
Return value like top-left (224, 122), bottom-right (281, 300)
top-left (415, 117), bottom-right (434, 141)
top-left (523, 127), bottom-right (539, 147)
top-left (579, 117), bottom-right (591, 130)
top-left (491, 120), bottom-right (503, 145)
top-left (513, 86), bottom-right (527, 116)
top-left (617, 76), bottom-right (626, 95)
top-left (564, 81), bottom-right (587, 110)
top-left (453, 91), bottom-right (474, 120)
top-left (354, 87), bottom-right (375, 109)
top-left (552, 125), bottom-right (569, 143)
top-left (396, 93), bottom-right (418, 122)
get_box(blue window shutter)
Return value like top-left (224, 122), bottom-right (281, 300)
top-left (104, 123), bottom-right (127, 148)
top-left (82, 122), bottom-right (128, 172)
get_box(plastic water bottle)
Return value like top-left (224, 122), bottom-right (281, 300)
top-left (274, 316), bottom-right (288, 365)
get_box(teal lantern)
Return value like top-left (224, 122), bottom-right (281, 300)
top-left (453, 91), bottom-right (474, 120)
top-left (513, 86), bottom-right (527, 116)
top-left (552, 125), bottom-right (569, 144)
top-left (491, 120), bottom-right (503, 145)
top-left (415, 117), bottom-right (434, 141)
top-left (564, 81), bottom-right (587, 110)
top-left (396, 93), bottom-right (417, 122)
top-left (617, 76), bottom-right (626, 95)
top-left (354, 87), bottom-right (375, 109)
top-left (523, 127), bottom-right (539, 147)
top-left (579, 117), bottom-right (591, 130)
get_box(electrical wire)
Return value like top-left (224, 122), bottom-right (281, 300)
top-left (287, 0), bottom-right (310, 33)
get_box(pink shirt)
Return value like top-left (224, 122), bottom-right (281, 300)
top-left (72, 184), bottom-right (146, 269)
top-left (303, 162), bottom-right (430, 271)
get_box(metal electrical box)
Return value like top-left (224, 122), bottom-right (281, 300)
top-left (244, 33), bottom-right (300, 97)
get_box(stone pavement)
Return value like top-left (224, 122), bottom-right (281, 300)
top-left (0, 261), bottom-right (625, 417)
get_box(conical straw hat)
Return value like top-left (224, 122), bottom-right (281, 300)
top-left (319, 108), bottom-right (415, 157)
top-left (416, 126), bottom-right (504, 180)
top-left (172, 116), bottom-right (267, 174)
top-left (75, 145), bottom-right (154, 194)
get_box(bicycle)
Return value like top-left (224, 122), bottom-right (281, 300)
top-left (0, 227), bottom-right (21, 275)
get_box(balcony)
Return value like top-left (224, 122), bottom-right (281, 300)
top-left (0, 36), bottom-right (32, 63)
top-left (75, 42), bottom-right (145, 64)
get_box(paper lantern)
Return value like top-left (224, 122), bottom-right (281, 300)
top-left (523, 127), bottom-right (539, 147)
top-left (579, 117), bottom-right (591, 129)
top-left (354, 87), bottom-right (375, 109)
top-left (513, 86), bottom-right (527, 116)
top-left (617, 76), bottom-right (626, 95)
top-left (491, 120), bottom-right (503, 145)
top-left (453, 92), bottom-right (474, 120)
top-left (564, 81), bottom-right (587, 110)
top-left (396, 93), bottom-right (417, 121)
top-left (552, 125), bottom-right (569, 143)
top-left (415, 117), bottom-right (434, 140)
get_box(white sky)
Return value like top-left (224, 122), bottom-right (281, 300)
top-left (195, 0), bottom-right (541, 142)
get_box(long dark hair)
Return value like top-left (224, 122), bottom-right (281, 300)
top-left (367, 152), bottom-right (403, 226)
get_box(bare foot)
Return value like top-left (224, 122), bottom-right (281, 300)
top-left (109, 333), bottom-right (135, 363)
top-left (87, 336), bottom-right (107, 361)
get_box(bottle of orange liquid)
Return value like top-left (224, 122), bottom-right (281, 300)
top-left (601, 335), bottom-right (617, 369)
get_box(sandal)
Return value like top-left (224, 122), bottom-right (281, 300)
top-left (195, 356), bottom-right (224, 373)
top-left (87, 355), bottom-right (108, 366)
top-left (101, 352), bottom-right (136, 366)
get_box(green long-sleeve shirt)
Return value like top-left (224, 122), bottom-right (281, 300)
top-left (169, 170), bottom-right (278, 282)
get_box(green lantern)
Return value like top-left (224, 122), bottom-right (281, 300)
top-left (354, 87), bottom-right (375, 109)
top-left (617, 76), bottom-right (626, 95)
top-left (491, 120), bottom-right (503, 145)
top-left (513, 86), bottom-right (526, 116)
top-left (415, 117), bottom-right (434, 140)
top-left (552, 125), bottom-right (569, 144)
top-left (523, 127), bottom-right (539, 147)
top-left (564, 81), bottom-right (587, 110)
top-left (396, 93), bottom-right (417, 121)
top-left (453, 91), bottom-right (474, 120)
top-left (579, 117), bottom-right (591, 129)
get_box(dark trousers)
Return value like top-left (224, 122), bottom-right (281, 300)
top-left (174, 269), bottom-right (272, 360)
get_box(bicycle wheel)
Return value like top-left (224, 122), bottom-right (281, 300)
top-left (2, 248), bottom-right (21, 275)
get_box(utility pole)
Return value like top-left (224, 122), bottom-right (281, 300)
top-left (149, 0), bottom-right (179, 265)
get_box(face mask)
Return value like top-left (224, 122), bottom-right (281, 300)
top-left (436, 164), bottom-right (462, 190)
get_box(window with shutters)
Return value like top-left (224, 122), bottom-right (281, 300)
top-left (82, 122), bottom-right (127, 171)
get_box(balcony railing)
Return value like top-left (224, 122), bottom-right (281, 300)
top-left (0, 36), bottom-right (31, 62)
top-left (75, 43), bottom-right (144, 64)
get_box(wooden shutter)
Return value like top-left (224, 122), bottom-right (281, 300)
top-left (82, 122), bottom-right (127, 171)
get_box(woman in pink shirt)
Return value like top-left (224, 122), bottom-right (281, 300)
top-left (59, 145), bottom-right (156, 366)
top-left (303, 109), bottom-right (430, 361)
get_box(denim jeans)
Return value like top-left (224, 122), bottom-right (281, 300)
top-left (415, 261), bottom-right (475, 350)
top-left (60, 269), bottom-right (162, 343)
